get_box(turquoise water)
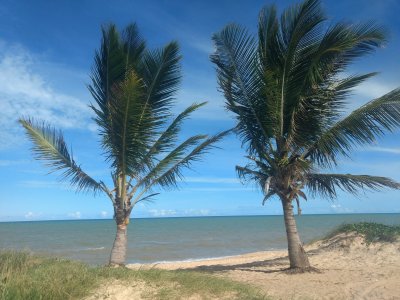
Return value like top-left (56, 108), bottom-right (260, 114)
top-left (0, 214), bottom-right (399, 265)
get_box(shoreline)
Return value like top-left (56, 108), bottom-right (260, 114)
top-left (127, 248), bottom-right (286, 266)
top-left (127, 249), bottom-right (291, 271)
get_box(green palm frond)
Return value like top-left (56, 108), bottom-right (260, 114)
top-left (136, 102), bottom-right (207, 175)
top-left (136, 193), bottom-right (160, 204)
top-left (139, 41), bottom-right (182, 118)
top-left (306, 173), bottom-right (399, 199)
top-left (305, 88), bottom-right (400, 167)
top-left (236, 165), bottom-right (266, 184)
top-left (88, 24), bottom-right (183, 176)
top-left (19, 118), bottom-right (101, 193)
top-left (286, 20), bottom-right (386, 149)
top-left (139, 134), bottom-right (208, 188)
top-left (108, 71), bottom-right (152, 174)
top-left (211, 23), bottom-right (272, 154)
top-left (89, 24), bottom-right (146, 163)
top-left (212, 0), bottom-right (399, 206)
top-left (142, 130), bottom-right (231, 190)
top-left (130, 130), bottom-right (231, 205)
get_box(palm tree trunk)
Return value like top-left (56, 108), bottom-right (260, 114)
top-left (282, 198), bottom-right (310, 270)
top-left (109, 223), bottom-right (128, 266)
top-left (109, 206), bottom-right (129, 266)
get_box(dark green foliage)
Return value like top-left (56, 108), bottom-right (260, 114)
top-left (211, 0), bottom-right (400, 205)
top-left (326, 222), bottom-right (400, 244)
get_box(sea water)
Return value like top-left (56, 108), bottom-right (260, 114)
top-left (0, 214), bottom-right (399, 265)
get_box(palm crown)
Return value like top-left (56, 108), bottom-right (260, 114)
top-left (211, 0), bottom-right (400, 208)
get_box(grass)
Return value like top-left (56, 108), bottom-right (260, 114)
top-left (0, 251), bottom-right (267, 300)
top-left (325, 222), bottom-right (400, 244)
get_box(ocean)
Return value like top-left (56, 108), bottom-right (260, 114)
top-left (0, 214), bottom-right (399, 265)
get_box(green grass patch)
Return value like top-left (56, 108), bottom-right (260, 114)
top-left (0, 251), bottom-right (267, 300)
top-left (325, 222), bottom-right (400, 244)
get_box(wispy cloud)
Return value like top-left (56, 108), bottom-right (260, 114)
top-left (185, 176), bottom-right (240, 184)
top-left (354, 80), bottom-right (396, 100)
top-left (146, 208), bottom-right (211, 217)
top-left (365, 147), bottom-right (400, 154)
top-left (99, 211), bottom-right (109, 218)
top-left (184, 187), bottom-right (254, 192)
top-left (330, 203), bottom-right (354, 214)
top-left (0, 42), bottom-right (92, 149)
top-left (67, 211), bottom-right (82, 219)
top-left (148, 209), bottom-right (177, 217)
top-left (0, 159), bottom-right (29, 167)
top-left (18, 180), bottom-right (71, 190)
top-left (24, 211), bottom-right (42, 219)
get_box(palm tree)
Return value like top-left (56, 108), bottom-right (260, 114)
top-left (20, 23), bottom-right (228, 266)
top-left (211, 0), bottom-right (400, 271)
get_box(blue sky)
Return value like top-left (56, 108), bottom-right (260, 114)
top-left (0, 0), bottom-right (399, 221)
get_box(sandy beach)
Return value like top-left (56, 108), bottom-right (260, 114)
top-left (123, 233), bottom-right (400, 300)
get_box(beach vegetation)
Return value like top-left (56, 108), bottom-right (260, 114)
top-left (19, 24), bottom-right (228, 266)
top-left (0, 251), bottom-right (267, 300)
top-left (326, 222), bottom-right (400, 244)
top-left (211, 0), bottom-right (400, 271)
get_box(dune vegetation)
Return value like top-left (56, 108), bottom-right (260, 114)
top-left (325, 222), bottom-right (400, 244)
top-left (0, 251), bottom-right (266, 300)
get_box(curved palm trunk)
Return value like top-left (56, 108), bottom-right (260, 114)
top-left (281, 199), bottom-right (310, 270)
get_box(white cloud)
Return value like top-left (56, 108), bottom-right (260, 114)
top-left (184, 187), bottom-right (253, 192)
top-left (100, 211), bottom-right (108, 218)
top-left (148, 209), bottom-right (177, 217)
top-left (183, 209), bottom-right (210, 216)
top-left (330, 203), bottom-right (353, 213)
top-left (67, 211), bottom-right (81, 219)
top-left (0, 42), bottom-right (92, 149)
top-left (185, 176), bottom-right (240, 184)
top-left (24, 211), bottom-right (42, 219)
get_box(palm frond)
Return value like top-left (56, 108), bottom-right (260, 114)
top-left (279, 0), bottom-right (326, 135)
top-left (284, 18), bottom-right (386, 149)
top-left (236, 165), bottom-right (266, 184)
top-left (19, 118), bottom-right (102, 193)
top-left (211, 23), bottom-right (272, 154)
top-left (305, 88), bottom-right (400, 167)
top-left (122, 23), bottom-right (146, 68)
top-left (138, 134), bottom-right (207, 189)
top-left (135, 102), bottom-right (207, 175)
top-left (139, 41), bottom-right (181, 118)
top-left (135, 193), bottom-right (160, 205)
top-left (88, 24), bottom-right (144, 164)
top-left (106, 71), bottom-right (151, 174)
top-left (142, 130), bottom-right (231, 190)
top-left (306, 173), bottom-right (399, 199)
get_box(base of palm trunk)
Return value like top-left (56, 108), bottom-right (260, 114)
top-left (109, 224), bottom-right (128, 266)
top-left (285, 266), bottom-right (320, 274)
